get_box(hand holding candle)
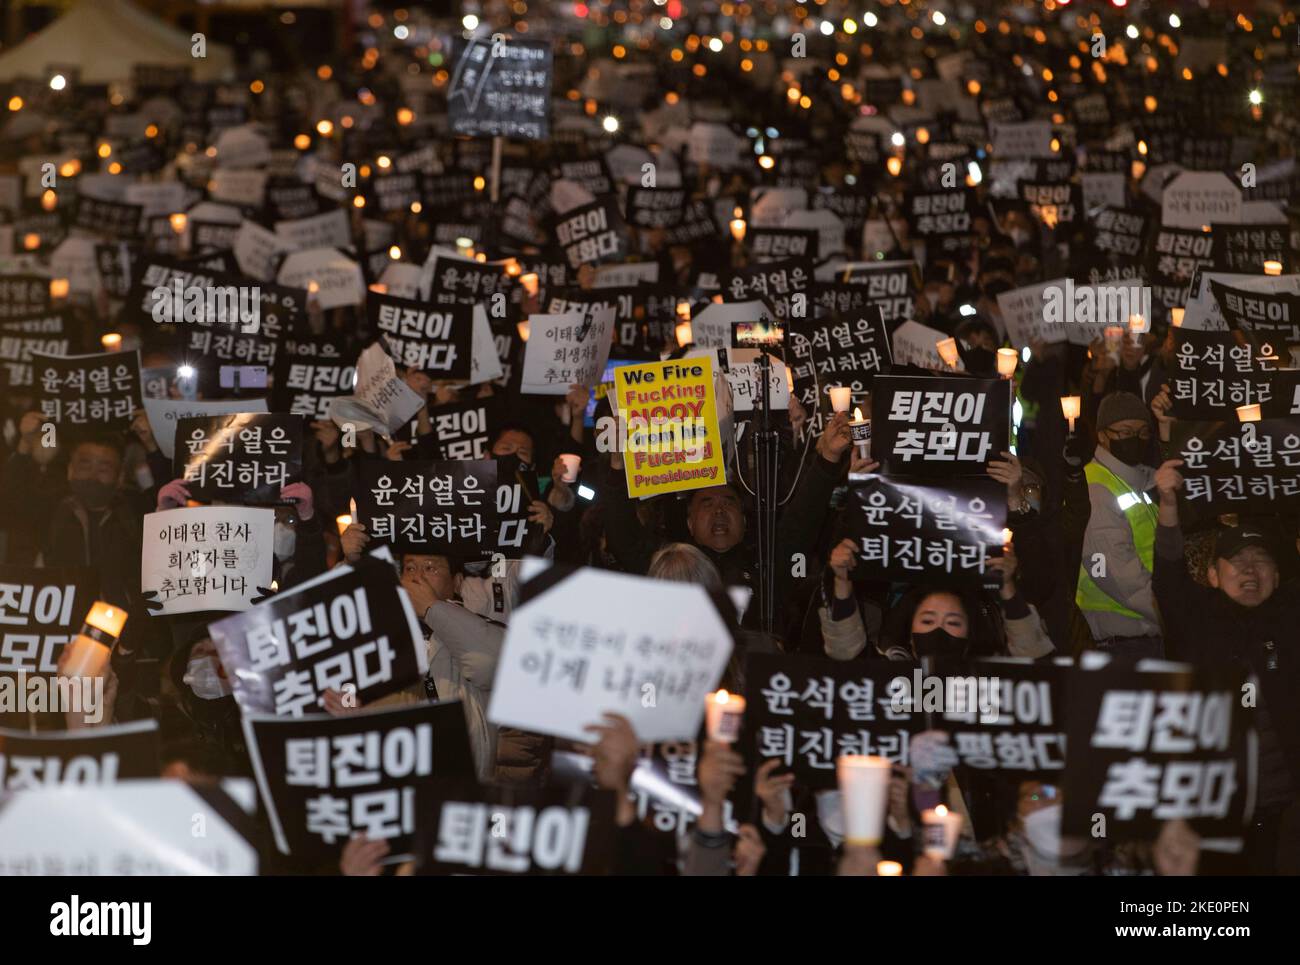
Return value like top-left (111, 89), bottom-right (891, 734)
top-left (849, 406), bottom-right (871, 457)
top-left (828, 385), bottom-right (852, 413)
top-left (921, 803), bottom-right (964, 859)
top-left (936, 337), bottom-right (959, 369)
top-left (1060, 395), bottom-right (1081, 432)
top-left (996, 347), bottom-right (1018, 378)
top-left (60, 601), bottom-right (127, 679)
top-left (705, 690), bottom-right (746, 743)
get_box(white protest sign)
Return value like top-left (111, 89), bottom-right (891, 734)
top-left (49, 237), bottom-right (101, 297)
top-left (593, 262), bottom-right (659, 288)
top-left (1081, 172), bottom-right (1127, 211)
top-left (687, 122), bottom-right (742, 169)
top-left (214, 125), bottom-right (272, 170)
top-left (233, 219), bottom-right (292, 281)
top-left (991, 121), bottom-right (1055, 159)
top-left (470, 304), bottom-right (503, 385)
top-left (1161, 172), bottom-right (1241, 229)
top-left (750, 186), bottom-right (807, 227)
top-left (277, 248), bottom-right (365, 309)
top-left (123, 181), bottom-right (189, 219)
top-left (0, 779), bottom-right (258, 875)
top-left (351, 341), bottom-right (427, 433)
top-left (784, 208), bottom-right (846, 259)
top-left (520, 307), bottom-right (615, 395)
top-left (488, 568), bottom-right (734, 743)
top-left (996, 277), bottom-right (1070, 349)
top-left (891, 319), bottom-right (964, 371)
top-left (726, 348), bottom-right (790, 412)
top-left (209, 168), bottom-right (269, 208)
top-left (141, 506), bottom-right (275, 615)
top-left (274, 209), bottom-right (352, 251)
top-left (143, 397), bottom-right (269, 460)
top-left (379, 261), bottom-right (423, 300)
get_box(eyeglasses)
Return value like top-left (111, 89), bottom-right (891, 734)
top-left (1106, 427), bottom-right (1151, 441)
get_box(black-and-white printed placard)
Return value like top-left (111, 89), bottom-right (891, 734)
top-left (1090, 207), bottom-right (1148, 259)
top-left (1168, 329), bottom-right (1287, 420)
top-left (488, 567), bottom-right (734, 743)
top-left (415, 782), bottom-right (617, 876)
top-left (0, 275), bottom-right (50, 320)
top-left (0, 778), bottom-right (259, 876)
top-left (555, 199), bottom-right (628, 270)
top-left (788, 308), bottom-right (890, 430)
top-left (415, 397), bottom-right (499, 461)
top-left (353, 341), bottom-right (428, 434)
top-left (0, 720), bottom-right (160, 790)
top-left (209, 559), bottom-right (428, 717)
top-left (743, 652), bottom-right (920, 790)
top-left (519, 306), bottom-right (616, 395)
top-left (905, 188), bottom-right (975, 249)
top-left (271, 341), bottom-right (355, 422)
top-left (1212, 222), bottom-right (1292, 275)
top-left (143, 398), bottom-right (269, 461)
top-left (34, 350), bottom-right (141, 433)
top-left (426, 254), bottom-right (516, 307)
top-left (1063, 660), bottom-right (1254, 841)
top-left (358, 459), bottom-right (498, 555)
top-left (367, 293), bottom-right (473, 380)
top-left (837, 259), bottom-right (916, 322)
top-left (871, 375), bottom-right (1011, 477)
top-left (174, 413), bottom-right (304, 506)
top-left (1176, 418), bottom-right (1300, 512)
top-left (844, 476), bottom-right (1006, 588)
top-left (995, 277), bottom-right (1070, 349)
top-left (748, 227), bottom-right (819, 263)
top-left (625, 186), bottom-right (686, 229)
top-left (243, 701), bottom-right (476, 861)
top-left (72, 196), bottom-right (143, 242)
top-left (1210, 281), bottom-right (1300, 344)
top-left (0, 565), bottom-right (97, 678)
top-left (722, 257), bottom-right (813, 322)
top-left (0, 334), bottom-right (69, 389)
top-left (447, 36), bottom-right (552, 140)
top-left (140, 506), bottom-right (275, 615)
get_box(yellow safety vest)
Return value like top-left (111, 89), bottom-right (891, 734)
top-left (1075, 459), bottom-right (1157, 620)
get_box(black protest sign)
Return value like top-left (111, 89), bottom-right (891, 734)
top-left (0, 275), bottom-right (50, 319)
top-left (625, 186), bottom-right (686, 229)
top-left (367, 293), bottom-right (473, 380)
top-left (555, 199), bottom-right (628, 270)
top-left (358, 459), bottom-right (497, 555)
top-left (174, 412), bottom-right (304, 506)
top-left (871, 375), bottom-right (1011, 477)
top-left (72, 196), bottom-right (143, 242)
top-left (1020, 181), bottom-right (1081, 228)
top-left (1210, 282), bottom-right (1300, 344)
top-left (370, 172), bottom-right (422, 214)
top-left (748, 227), bottom-right (819, 263)
top-left (0, 566), bottom-right (97, 678)
top-left (1177, 134), bottom-right (1233, 172)
top-left (555, 158), bottom-right (613, 197)
top-left (1168, 329), bottom-right (1287, 420)
top-left (427, 257), bottom-right (515, 307)
top-left (415, 397), bottom-right (500, 461)
top-left (492, 463), bottom-right (544, 558)
top-left (0, 335), bottom-right (69, 390)
top-left (1062, 662), bottom-right (1254, 841)
top-left (905, 188), bottom-right (975, 250)
top-left (0, 311), bottom-right (65, 335)
top-left (191, 218), bottom-right (239, 253)
top-left (722, 257), bottom-right (813, 322)
top-left (209, 561), bottom-right (428, 717)
top-left (499, 194), bottom-right (547, 248)
top-left (0, 720), bottom-right (160, 790)
top-left (265, 177), bottom-right (322, 221)
top-left (917, 658), bottom-right (1069, 779)
top-left (665, 198), bottom-right (722, 246)
top-left (1212, 223), bottom-right (1292, 275)
top-left (95, 242), bottom-right (136, 299)
top-left (813, 188), bottom-right (872, 239)
top-left (836, 260), bottom-right (916, 322)
top-left (34, 350), bottom-right (141, 434)
top-left (272, 339), bottom-right (356, 421)
top-left (1089, 207), bottom-right (1147, 259)
top-left (243, 702), bottom-right (476, 861)
top-left (843, 476), bottom-right (1005, 589)
top-left (1148, 226), bottom-right (1215, 296)
top-left (845, 129), bottom-right (882, 166)
top-left (415, 782), bottom-right (617, 876)
top-left (1177, 418), bottom-right (1300, 512)
top-left (743, 652), bottom-right (920, 790)
top-left (447, 36), bottom-right (552, 140)
top-left (788, 309), bottom-right (891, 432)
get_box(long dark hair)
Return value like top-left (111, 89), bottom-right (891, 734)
top-left (877, 583), bottom-right (1005, 659)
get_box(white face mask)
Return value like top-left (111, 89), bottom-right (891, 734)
top-left (183, 656), bottom-right (232, 700)
top-left (1021, 804), bottom-right (1086, 860)
top-left (273, 522), bottom-right (297, 561)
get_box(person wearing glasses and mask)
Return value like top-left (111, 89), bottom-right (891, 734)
top-left (1075, 392), bottom-right (1163, 659)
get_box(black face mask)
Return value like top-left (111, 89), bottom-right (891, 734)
top-left (69, 478), bottom-right (115, 510)
top-left (495, 453), bottom-right (533, 476)
top-left (961, 347), bottom-right (997, 376)
top-left (1107, 437), bottom-right (1148, 467)
top-left (911, 626), bottom-right (968, 658)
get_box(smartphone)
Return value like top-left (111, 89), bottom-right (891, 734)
top-left (219, 365), bottom-right (269, 389)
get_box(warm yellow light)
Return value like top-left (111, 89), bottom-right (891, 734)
top-left (40, 190), bottom-right (56, 211)
top-left (49, 279), bottom-right (70, 299)
top-left (294, 134), bottom-right (311, 150)
top-left (169, 212), bottom-right (188, 233)
top-left (887, 156), bottom-right (903, 177)
top-left (250, 80), bottom-right (265, 94)
top-left (1263, 260), bottom-right (1283, 276)
top-left (352, 195), bottom-right (366, 208)
top-left (517, 320), bottom-right (531, 343)
top-left (97, 142), bottom-right (112, 159)
top-left (316, 119), bottom-right (334, 136)
top-left (397, 107), bottom-right (415, 125)
top-left (7, 96), bottom-right (22, 111)
top-left (389, 245), bottom-right (402, 260)
top-left (474, 176), bottom-right (486, 191)
top-left (101, 333), bottom-right (122, 351)
top-left (377, 155), bottom-right (392, 169)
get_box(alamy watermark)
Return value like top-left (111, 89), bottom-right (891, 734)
top-left (150, 278), bottom-right (261, 334)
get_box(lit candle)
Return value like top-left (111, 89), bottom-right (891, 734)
top-left (886, 156), bottom-right (903, 177)
top-left (837, 754), bottom-right (891, 845)
top-left (996, 347), bottom-right (1018, 378)
top-left (335, 514), bottom-right (352, 537)
top-left (828, 385), bottom-right (852, 413)
top-left (1236, 403), bottom-right (1262, 423)
top-left (60, 601), bottom-right (128, 679)
top-left (49, 278), bottom-right (70, 300)
top-left (1128, 314), bottom-right (1146, 335)
top-left (675, 320), bottom-right (693, 347)
top-left (1263, 260), bottom-right (1283, 277)
top-left (877, 861), bottom-right (903, 876)
top-left (1103, 325), bottom-right (1123, 353)
top-left (520, 273), bottom-right (539, 298)
top-left (367, 282), bottom-right (387, 294)
top-left (169, 212), bottom-right (188, 234)
top-left (785, 366), bottom-right (795, 394)
top-left (936, 337), bottom-right (959, 369)
top-left (517, 320), bottom-right (531, 343)
top-left (100, 333), bottom-right (122, 351)
top-left (675, 300), bottom-right (691, 322)
top-left (849, 406), bottom-right (871, 456)
top-left (1001, 527), bottom-right (1013, 548)
top-left (705, 690), bottom-right (746, 743)
top-left (920, 803), bottom-right (964, 859)
top-left (1061, 395), bottom-right (1081, 432)
top-left (729, 214), bottom-right (747, 244)
top-left (1170, 307), bottom-right (1185, 327)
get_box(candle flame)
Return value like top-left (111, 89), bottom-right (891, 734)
top-left (853, 407), bottom-right (863, 421)
top-left (715, 690), bottom-right (730, 704)
top-left (935, 804), bottom-right (948, 817)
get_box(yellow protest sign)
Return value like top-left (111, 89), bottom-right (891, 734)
top-left (614, 355), bottom-right (726, 498)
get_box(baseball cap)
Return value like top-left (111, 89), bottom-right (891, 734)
top-left (1214, 527), bottom-right (1274, 563)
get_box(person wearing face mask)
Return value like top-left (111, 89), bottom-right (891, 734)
top-left (1153, 460), bottom-right (1300, 874)
top-left (1075, 392), bottom-right (1163, 659)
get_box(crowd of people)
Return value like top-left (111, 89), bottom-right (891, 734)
top-left (0, 0), bottom-right (1298, 877)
